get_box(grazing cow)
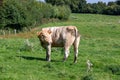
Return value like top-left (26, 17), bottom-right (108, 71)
top-left (37, 26), bottom-right (81, 63)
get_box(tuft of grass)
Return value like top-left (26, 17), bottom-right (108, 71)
top-left (105, 65), bottom-right (120, 75)
top-left (82, 74), bottom-right (94, 80)
top-left (20, 39), bottom-right (34, 51)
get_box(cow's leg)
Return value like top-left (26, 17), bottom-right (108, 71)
top-left (46, 44), bottom-right (51, 61)
top-left (73, 36), bottom-right (80, 63)
top-left (63, 36), bottom-right (76, 62)
top-left (63, 46), bottom-right (70, 62)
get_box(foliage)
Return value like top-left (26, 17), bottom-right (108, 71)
top-left (20, 39), bottom-right (34, 51)
top-left (105, 65), bottom-right (120, 75)
top-left (0, 0), bottom-right (36, 30)
top-left (0, 0), bottom-right (71, 30)
top-left (45, 0), bottom-right (120, 15)
top-left (45, 0), bottom-right (86, 13)
top-left (77, 0), bottom-right (87, 13)
top-left (53, 5), bottom-right (71, 20)
top-left (82, 74), bottom-right (94, 80)
top-left (103, 5), bottom-right (120, 15)
top-left (116, 0), bottom-right (120, 5)
top-left (108, 1), bottom-right (116, 6)
top-left (45, 0), bottom-right (68, 5)
top-left (69, 0), bottom-right (80, 13)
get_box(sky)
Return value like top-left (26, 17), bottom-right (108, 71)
top-left (87, 0), bottom-right (116, 3)
top-left (39, 0), bottom-right (116, 3)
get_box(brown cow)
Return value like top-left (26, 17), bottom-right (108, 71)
top-left (37, 26), bottom-right (81, 63)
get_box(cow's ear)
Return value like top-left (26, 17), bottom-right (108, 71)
top-left (37, 31), bottom-right (41, 36)
top-left (48, 30), bottom-right (52, 34)
top-left (67, 26), bottom-right (74, 31)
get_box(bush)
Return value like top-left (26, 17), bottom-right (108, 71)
top-left (41, 3), bottom-right (54, 18)
top-left (53, 6), bottom-right (71, 20)
top-left (0, 0), bottom-right (34, 30)
top-left (105, 65), bottom-right (120, 75)
top-left (103, 5), bottom-right (120, 15)
top-left (81, 74), bottom-right (94, 80)
top-left (0, 0), bottom-right (71, 31)
top-left (20, 39), bottom-right (33, 51)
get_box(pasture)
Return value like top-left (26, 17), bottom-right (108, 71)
top-left (0, 14), bottom-right (120, 80)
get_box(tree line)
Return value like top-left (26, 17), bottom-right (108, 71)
top-left (0, 0), bottom-right (119, 31)
top-left (45, 0), bottom-right (120, 15)
top-left (0, 0), bottom-right (71, 30)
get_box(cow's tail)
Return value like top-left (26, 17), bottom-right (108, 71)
top-left (74, 27), bottom-right (80, 39)
top-left (73, 26), bottom-right (81, 63)
top-left (74, 26), bottom-right (81, 46)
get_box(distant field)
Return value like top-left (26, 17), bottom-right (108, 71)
top-left (0, 14), bottom-right (120, 80)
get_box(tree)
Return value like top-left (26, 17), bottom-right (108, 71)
top-left (116, 0), bottom-right (120, 5)
top-left (87, 2), bottom-right (106, 14)
top-left (85, 3), bottom-right (94, 13)
top-left (78, 0), bottom-right (87, 13)
top-left (45, 0), bottom-right (67, 5)
top-left (97, 1), bottom-right (106, 14)
top-left (108, 1), bottom-right (116, 6)
top-left (0, 0), bottom-right (36, 30)
top-left (45, 0), bottom-right (87, 13)
top-left (0, 0), bottom-right (3, 6)
top-left (69, 0), bottom-right (80, 13)
top-left (0, 0), bottom-right (71, 30)
top-left (103, 5), bottom-right (120, 15)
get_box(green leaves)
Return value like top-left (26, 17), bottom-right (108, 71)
top-left (0, 0), bottom-right (71, 30)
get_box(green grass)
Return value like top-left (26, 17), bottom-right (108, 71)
top-left (0, 14), bottom-right (120, 80)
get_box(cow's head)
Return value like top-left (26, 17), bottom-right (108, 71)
top-left (37, 30), bottom-right (52, 44)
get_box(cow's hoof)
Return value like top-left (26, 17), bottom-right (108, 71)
top-left (74, 61), bottom-right (77, 63)
top-left (46, 58), bottom-right (51, 62)
top-left (47, 59), bottom-right (51, 62)
top-left (63, 58), bottom-right (67, 62)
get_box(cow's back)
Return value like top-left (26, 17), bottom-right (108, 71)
top-left (42, 26), bottom-right (77, 47)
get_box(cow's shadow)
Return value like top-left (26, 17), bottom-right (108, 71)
top-left (17, 55), bottom-right (46, 61)
top-left (17, 55), bottom-right (61, 62)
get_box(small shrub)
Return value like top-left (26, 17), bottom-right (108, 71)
top-left (20, 39), bottom-right (33, 51)
top-left (69, 74), bottom-right (77, 80)
top-left (54, 6), bottom-right (71, 20)
top-left (81, 74), bottom-right (94, 80)
top-left (105, 65), bottom-right (120, 75)
top-left (103, 5), bottom-right (120, 15)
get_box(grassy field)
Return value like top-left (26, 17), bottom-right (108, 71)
top-left (0, 14), bottom-right (120, 80)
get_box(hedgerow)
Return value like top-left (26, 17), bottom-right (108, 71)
top-left (0, 0), bottom-right (71, 30)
